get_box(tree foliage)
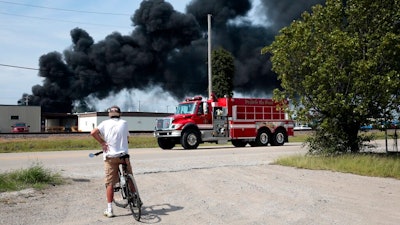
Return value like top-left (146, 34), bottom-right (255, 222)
top-left (263, 0), bottom-right (400, 154)
top-left (211, 47), bottom-right (234, 98)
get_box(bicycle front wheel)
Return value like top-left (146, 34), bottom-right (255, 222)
top-left (126, 174), bottom-right (142, 221)
top-left (113, 184), bottom-right (128, 208)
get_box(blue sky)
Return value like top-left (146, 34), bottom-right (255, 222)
top-left (0, 0), bottom-right (261, 112)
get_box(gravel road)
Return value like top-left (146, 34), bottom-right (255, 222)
top-left (1, 140), bottom-right (399, 225)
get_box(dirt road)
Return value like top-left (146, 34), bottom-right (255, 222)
top-left (1, 141), bottom-right (399, 225)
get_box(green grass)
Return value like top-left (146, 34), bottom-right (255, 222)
top-left (0, 129), bottom-right (393, 153)
top-left (0, 134), bottom-right (157, 153)
top-left (0, 163), bottom-right (64, 192)
top-left (274, 154), bottom-right (400, 180)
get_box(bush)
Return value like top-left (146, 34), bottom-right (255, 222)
top-left (0, 163), bottom-right (64, 192)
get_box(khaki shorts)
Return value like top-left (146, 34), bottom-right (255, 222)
top-left (104, 156), bottom-right (133, 187)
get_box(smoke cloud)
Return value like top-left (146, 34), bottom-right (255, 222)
top-left (20, 0), bottom-right (325, 112)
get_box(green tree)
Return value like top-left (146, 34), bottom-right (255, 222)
top-left (263, 0), bottom-right (400, 154)
top-left (211, 47), bottom-right (234, 98)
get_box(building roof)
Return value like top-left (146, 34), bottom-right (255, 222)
top-left (75, 111), bottom-right (173, 118)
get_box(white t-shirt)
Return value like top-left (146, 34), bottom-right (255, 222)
top-left (97, 118), bottom-right (129, 160)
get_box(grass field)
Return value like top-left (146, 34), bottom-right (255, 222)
top-left (0, 129), bottom-right (396, 153)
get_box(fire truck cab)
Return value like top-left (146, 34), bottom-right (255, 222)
top-left (154, 96), bottom-right (294, 150)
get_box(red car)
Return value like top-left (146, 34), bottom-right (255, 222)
top-left (11, 122), bottom-right (30, 133)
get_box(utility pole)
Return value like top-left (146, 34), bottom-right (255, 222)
top-left (24, 95), bottom-right (29, 105)
top-left (208, 14), bottom-right (212, 98)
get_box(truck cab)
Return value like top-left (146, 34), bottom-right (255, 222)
top-left (155, 96), bottom-right (213, 149)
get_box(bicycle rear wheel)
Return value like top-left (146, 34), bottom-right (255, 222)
top-left (126, 174), bottom-right (142, 221)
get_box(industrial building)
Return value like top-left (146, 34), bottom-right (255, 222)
top-left (76, 111), bottom-right (172, 132)
top-left (0, 104), bottom-right (171, 133)
top-left (0, 105), bottom-right (41, 133)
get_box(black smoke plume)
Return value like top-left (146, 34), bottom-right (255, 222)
top-left (20, 0), bottom-right (324, 113)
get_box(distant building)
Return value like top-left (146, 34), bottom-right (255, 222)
top-left (0, 105), bottom-right (172, 133)
top-left (0, 105), bottom-right (41, 133)
top-left (42, 113), bottom-right (78, 132)
top-left (76, 111), bottom-right (172, 132)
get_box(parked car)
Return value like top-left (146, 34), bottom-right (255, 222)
top-left (360, 124), bottom-right (373, 131)
top-left (11, 122), bottom-right (30, 133)
top-left (293, 125), bottom-right (312, 131)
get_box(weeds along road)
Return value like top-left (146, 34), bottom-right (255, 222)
top-left (1, 140), bottom-right (400, 225)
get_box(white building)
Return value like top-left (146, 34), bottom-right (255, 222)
top-left (0, 105), bottom-right (171, 133)
top-left (77, 112), bottom-right (172, 132)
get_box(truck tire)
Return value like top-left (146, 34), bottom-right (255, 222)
top-left (181, 129), bottom-right (200, 149)
top-left (157, 138), bottom-right (175, 150)
top-left (256, 128), bottom-right (271, 146)
top-left (231, 139), bottom-right (247, 147)
top-left (271, 128), bottom-right (286, 146)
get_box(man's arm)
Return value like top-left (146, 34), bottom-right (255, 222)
top-left (90, 128), bottom-right (108, 152)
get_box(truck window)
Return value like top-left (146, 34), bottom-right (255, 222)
top-left (176, 103), bottom-right (195, 114)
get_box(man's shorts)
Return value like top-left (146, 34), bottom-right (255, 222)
top-left (104, 156), bottom-right (133, 187)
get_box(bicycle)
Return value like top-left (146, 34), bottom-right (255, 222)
top-left (89, 151), bottom-right (142, 221)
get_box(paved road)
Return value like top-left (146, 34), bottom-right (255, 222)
top-left (1, 140), bottom-right (400, 225)
top-left (0, 142), bottom-right (307, 177)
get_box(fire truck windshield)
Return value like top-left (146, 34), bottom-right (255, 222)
top-left (176, 103), bottom-right (195, 114)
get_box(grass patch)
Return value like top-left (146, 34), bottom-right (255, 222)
top-left (0, 134), bottom-right (158, 153)
top-left (274, 154), bottom-right (400, 179)
top-left (0, 163), bottom-right (64, 192)
top-left (0, 130), bottom-right (394, 153)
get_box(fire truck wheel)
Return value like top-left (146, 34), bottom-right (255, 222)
top-left (271, 128), bottom-right (286, 146)
top-left (256, 129), bottom-right (271, 146)
top-left (231, 140), bottom-right (247, 147)
top-left (181, 129), bottom-right (200, 149)
top-left (157, 138), bottom-right (175, 150)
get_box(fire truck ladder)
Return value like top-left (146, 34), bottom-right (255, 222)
top-left (233, 105), bottom-right (286, 120)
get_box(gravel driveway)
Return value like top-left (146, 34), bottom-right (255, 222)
top-left (1, 140), bottom-right (399, 225)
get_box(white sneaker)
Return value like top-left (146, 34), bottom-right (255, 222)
top-left (103, 209), bottom-right (114, 218)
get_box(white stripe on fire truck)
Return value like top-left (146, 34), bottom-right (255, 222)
top-left (230, 124), bottom-right (256, 129)
top-left (197, 124), bottom-right (213, 129)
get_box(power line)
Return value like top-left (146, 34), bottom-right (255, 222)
top-left (0, 63), bottom-right (39, 71)
top-left (0, 0), bottom-right (130, 16)
top-left (0, 12), bottom-right (129, 28)
top-left (0, 63), bottom-right (207, 86)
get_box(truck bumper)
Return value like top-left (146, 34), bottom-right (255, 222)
top-left (154, 130), bottom-right (182, 138)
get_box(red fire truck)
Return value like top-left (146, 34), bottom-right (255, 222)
top-left (154, 96), bottom-right (294, 150)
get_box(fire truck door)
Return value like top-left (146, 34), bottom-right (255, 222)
top-left (195, 103), bottom-right (209, 124)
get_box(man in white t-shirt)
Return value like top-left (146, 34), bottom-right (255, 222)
top-left (90, 105), bottom-right (133, 218)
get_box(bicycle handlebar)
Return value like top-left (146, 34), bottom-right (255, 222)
top-left (89, 150), bottom-right (103, 158)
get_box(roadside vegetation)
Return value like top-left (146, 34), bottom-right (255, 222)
top-left (274, 154), bottom-right (400, 180)
top-left (0, 163), bottom-right (64, 192)
top-left (264, 1), bottom-right (400, 154)
top-left (276, 129), bottom-right (400, 180)
top-left (0, 130), bottom-right (393, 153)
top-left (0, 134), bottom-right (156, 153)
